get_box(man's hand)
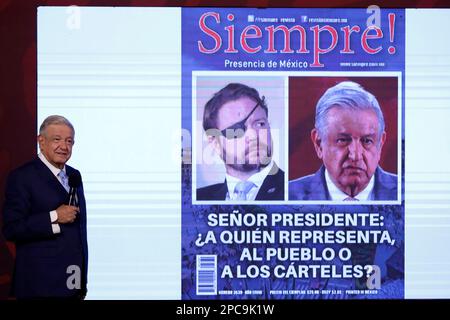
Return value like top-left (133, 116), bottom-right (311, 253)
top-left (56, 205), bottom-right (79, 224)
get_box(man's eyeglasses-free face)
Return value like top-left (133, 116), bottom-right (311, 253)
top-left (218, 102), bottom-right (269, 140)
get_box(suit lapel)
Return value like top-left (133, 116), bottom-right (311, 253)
top-left (66, 166), bottom-right (87, 224)
top-left (33, 157), bottom-right (68, 198)
top-left (309, 166), bottom-right (331, 200)
top-left (256, 165), bottom-right (284, 200)
top-left (217, 181), bottom-right (228, 200)
top-left (373, 167), bottom-right (396, 200)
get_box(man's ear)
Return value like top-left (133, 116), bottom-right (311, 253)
top-left (379, 131), bottom-right (386, 150)
top-left (311, 128), bottom-right (324, 159)
top-left (37, 135), bottom-right (44, 150)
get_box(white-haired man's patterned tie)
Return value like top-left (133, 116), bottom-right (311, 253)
top-left (58, 170), bottom-right (69, 193)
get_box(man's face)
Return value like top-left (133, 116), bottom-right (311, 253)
top-left (212, 96), bottom-right (272, 174)
top-left (311, 107), bottom-right (386, 197)
top-left (38, 124), bottom-right (74, 169)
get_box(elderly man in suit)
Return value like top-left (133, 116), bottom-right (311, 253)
top-left (2, 115), bottom-right (88, 299)
top-left (197, 83), bottom-right (284, 201)
top-left (289, 81), bottom-right (397, 201)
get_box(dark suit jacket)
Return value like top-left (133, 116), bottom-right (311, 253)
top-left (289, 165), bottom-right (398, 200)
top-left (197, 164), bottom-right (285, 201)
top-left (2, 158), bottom-right (88, 298)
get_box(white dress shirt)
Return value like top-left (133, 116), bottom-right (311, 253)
top-left (325, 168), bottom-right (374, 201)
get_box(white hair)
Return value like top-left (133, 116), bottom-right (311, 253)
top-left (315, 81), bottom-right (385, 140)
top-left (39, 115), bottom-right (75, 136)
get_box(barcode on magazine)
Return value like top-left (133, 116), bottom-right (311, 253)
top-left (196, 255), bottom-right (217, 295)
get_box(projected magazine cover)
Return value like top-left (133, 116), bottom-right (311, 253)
top-left (181, 7), bottom-right (405, 299)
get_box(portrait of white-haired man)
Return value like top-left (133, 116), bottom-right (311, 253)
top-left (289, 80), bottom-right (398, 201)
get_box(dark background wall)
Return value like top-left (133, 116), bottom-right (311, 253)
top-left (0, 0), bottom-right (445, 300)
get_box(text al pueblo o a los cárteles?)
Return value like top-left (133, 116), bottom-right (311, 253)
top-left (195, 211), bottom-right (394, 280)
